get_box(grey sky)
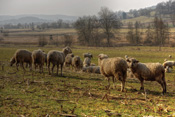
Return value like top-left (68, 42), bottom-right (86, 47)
top-left (0, 0), bottom-right (169, 16)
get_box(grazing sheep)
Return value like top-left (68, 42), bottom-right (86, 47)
top-left (47, 47), bottom-right (72, 76)
top-left (65, 53), bottom-right (74, 68)
top-left (163, 61), bottom-right (175, 69)
top-left (126, 58), bottom-right (166, 94)
top-left (83, 53), bottom-right (93, 58)
top-left (32, 49), bottom-right (45, 73)
top-left (98, 54), bottom-right (128, 92)
top-left (10, 56), bottom-right (16, 66)
top-left (82, 66), bottom-right (100, 74)
top-left (72, 56), bottom-right (82, 71)
top-left (10, 49), bottom-right (32, 71)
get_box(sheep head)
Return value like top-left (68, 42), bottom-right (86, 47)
top-left (83, 53), bottom-right (93, 59)
top-left (126, 58), bottom-right (139, 68)
top-left (98, 54), bottom-right (108, 60)
top-left (10, 57), bottom-right (15, 66)
top-left (63, 46), bottom-right (72, 57)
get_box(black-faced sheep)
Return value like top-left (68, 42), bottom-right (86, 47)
top-left (32, 49), bottom-right (45, 73)
top-left (47, 47), bottom-right (72, 76)
top-left (98, 54), bottom-right (128, 92)
top-left (10, 49), bottom-right (32, 71)
top-left (83, 53), bottom-right (93, 58)
top-left (126, 58), bottom-right (166, 94)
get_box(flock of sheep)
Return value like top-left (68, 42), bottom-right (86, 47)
top-left (10, 46), bottom-right (173, 95)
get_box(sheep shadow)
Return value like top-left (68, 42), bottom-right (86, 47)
top-left (62, 75), bottom-right (103, 81)
top-left (127, 88), bottom-right (173, 97)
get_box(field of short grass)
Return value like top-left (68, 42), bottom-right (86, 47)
top-left (1, 45), bottom-right (175, 116)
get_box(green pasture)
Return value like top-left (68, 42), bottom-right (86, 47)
top-left (0, 45), bottom-right (175, 116)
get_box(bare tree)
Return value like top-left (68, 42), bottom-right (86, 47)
top-left (74, 15), bottom-right (101, 46)
top-left (153, 16), bottom-right (169, 50)
top-left (126, 21), bottom-right (142, 45)
top-left (98, 7), bottom-right (121, 47)
top-left (144, 24), bottom-right (154, 45)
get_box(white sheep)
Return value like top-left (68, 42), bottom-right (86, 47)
top-left (82, 66), bottom-right (100, 74)
top-left (98, 54), bottom-right (108, 66)
top-left (47, 47), bottom-right (72, 76)
top-left (98, 54), bottom-right (128, 91)
top-left (83, 53), bottom-right (93, 67)
top-left (83, 57), bottom-right (91, 67)
top-left (72, 56), bottom-right (82, 71)
top-left (32, 49), bottom-right (45, 73)
top-left (163, 61), bottom-right (175, 69)
top-left (126, 58), bottom-right (166, 94)
top-left (10, 49), bottom-right (32, 71)
top-left (65, 53), bottom-right (74, 68)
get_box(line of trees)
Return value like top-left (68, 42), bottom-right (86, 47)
top-left (126, 17), bottom-right (170, 50)
top-left (1, 19), bottom-right (73, 30)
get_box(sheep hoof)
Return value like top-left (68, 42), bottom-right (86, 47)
top-left (140, 87), bottom-right (144, 91)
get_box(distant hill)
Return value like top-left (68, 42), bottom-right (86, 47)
top-left (0, 14), bottom-right (79, 25)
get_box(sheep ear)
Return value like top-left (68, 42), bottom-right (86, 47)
top-left (135, 60), bottom-right (139, 63)
top-left (126, 58), bottom-right (130, 62)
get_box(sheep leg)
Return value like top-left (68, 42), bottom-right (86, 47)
top-left (16, 62), bottom-right (19, 71)
top-left (34, 63), bottom-right (37, 71)
top-left (112, 76), bottom-right (116, 89)
top-left (48, 62), bottom-right (51, 75)
top-left (21, 62), bottom-right (26, 71)
top-left (39, 65), bottom-right (42, 74)
top-left (52, 64), bottom-right (55, 75)
top-left (107, 77), bottom-right (110, 89)
top-left (157, 80), bottom-right (167, 94)
top-left (118, 74), bottom-right (125, 92)
top-left (56, 64), bottom-right (59, 76)
top-left (121, 79), bottom-right (125, 92)
top-left (60, 64), bottom-right (63, 76)
top-left (29, 63), bottom-right (32, 71)
top-left (140, 79), bottom-right (144, 90)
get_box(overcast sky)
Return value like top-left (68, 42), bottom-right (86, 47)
top-left (0, 0), bottom-right (169, 16)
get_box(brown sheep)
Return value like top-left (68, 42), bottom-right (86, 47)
top-left (98, 54), bottom-right (128, 91)
top-left (10, 49), bottom-right (32, 71)
top-left (72, 56), bottom-right (82, 71)
top-left (32, 49), bottom-right (45, 73)
top-left (47, 47), bottom-right (72, 76)
top-left (126, 58), bottom-right (166, 94)
top-left (65, 53), bottom-right (74, 68)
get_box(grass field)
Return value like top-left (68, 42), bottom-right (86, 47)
top-left (1, 45), bottom-right (175, 116)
